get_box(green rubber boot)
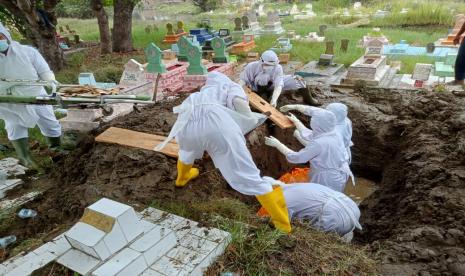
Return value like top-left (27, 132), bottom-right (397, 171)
top-left (297, 87), bottom-right (321, 106)
top-left (45, 136), bottom-right (61, 149)
top-left (10, 138), bottom-right (40, 170)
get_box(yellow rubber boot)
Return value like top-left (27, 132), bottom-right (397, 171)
top-left (175, 159), bottom-right (199, 187)
top-left (256, 186), bottom-right (292, 233)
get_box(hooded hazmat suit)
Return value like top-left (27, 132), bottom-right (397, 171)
top-left (239, 50), bottom-right (319, 107)
top-left (277, 181), bottom-right (361, 239)
top-left (266, 109), bottom-right (353, 192)
top-left (293, 103), bottom-right (353, 163)
top-left (0, 23), bottom-right (61, 141)
top-left (157, 72), bottom-right (292, 233)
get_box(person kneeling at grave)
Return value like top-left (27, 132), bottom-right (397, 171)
top-left (265, 108), bottom-right (354, 193)
top-left (281, 103), bottom-right (354, 164)
top-left (262, 177), bottom-right (362, 242)
top-left (156, 72), bottom-right (292, 233)
top-left (238, 50), bottom-right (320, 107)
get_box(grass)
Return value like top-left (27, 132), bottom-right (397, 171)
top-left (149, 196), bottom-right (377, 275)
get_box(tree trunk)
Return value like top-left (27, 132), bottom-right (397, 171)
top-left (0, 0), bottom-right (64, 71)
top-left (112, 0), bottom-right (136, 52)
top-left (91, 0), bottom-right (112, 54)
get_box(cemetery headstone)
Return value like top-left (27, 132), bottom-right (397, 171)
top-left (354, 2), bottom-right (362, 10)
top-left (145, 43), bottom-right (167, 74)
top-left (211, 37), bottom-right (229, 63)
top-left (318, 54), bottom-right (334, 66)
top-left (412, 63), bottom-right (432, 81)
top-left (290, 4), bottom-right (300, 15)
top-left (186, 40), bottom-right (207, 75)
top-left (318, 25), bottom-right (327, 37)
top-left (166, 23), bottom-right (175, 35)
top-left (59, 26), bottom-right (64, 33)
top-left (426, 43), bottom-right (435, 53)
top-left (325, 41), bottom-right (335, 55)
top-left (176, 21), bottom-right (186, 34)
top-left (177, 36), bottom-right (190, 62)
top-left (234, 18), bottom-right (243, 31)
top-left (366, 46), bottom-right (383, 56)
top-left (341, 39), bottom-right (350, 53)
top-left (145, 26), bottom-right (151, 34)
top-left (242, 15), bottom-right (250, 29)
top-left (74, 35), bottom-right (80, 45)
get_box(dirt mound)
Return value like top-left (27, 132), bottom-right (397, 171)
top-left (334, 87), bottom-right (465, 275)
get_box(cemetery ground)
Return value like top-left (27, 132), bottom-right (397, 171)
top-left (2, 0), bottom-right (465, 275)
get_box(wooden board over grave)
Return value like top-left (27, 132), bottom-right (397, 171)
top-left (245, 88), bottom-right (293, 129)
top-left (95, 127), bottom-right (179, 157)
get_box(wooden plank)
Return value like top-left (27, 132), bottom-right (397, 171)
top-left (245, 88), bottom-right (294, 129)
top-left (95, 127), bottom-right (179, 158)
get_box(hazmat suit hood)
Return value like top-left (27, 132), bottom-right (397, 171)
top-left (203, 71), bottom-right (243, 97)
top-left (261, 50), bottom-right (279, 66)
top-left (310, 109), bottom-right (336, 137)
top-left (0, 23), bottom-right (13, 43)
top-left (326, 103), bottom-right (348, 125)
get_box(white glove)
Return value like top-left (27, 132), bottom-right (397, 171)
top-left (265, 136), bottom-right (293, 155)
top-left (287, 113), bottom-right (307, 132)
top-left (270, 85), bottom-right (282, 107)
top-left (280, 104), bottom-right (308, 114)
top-left (293, 129), bottom-right (310, 146)
top-left (233, 97), bottom-right (258, 125)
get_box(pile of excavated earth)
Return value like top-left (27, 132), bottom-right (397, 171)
top-left (0, 81), bottom-right (464, 275)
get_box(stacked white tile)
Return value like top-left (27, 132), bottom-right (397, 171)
top-left (64, 198), bottom-right (144, 260)
top-left (1, 200), bottom-right (231, 276)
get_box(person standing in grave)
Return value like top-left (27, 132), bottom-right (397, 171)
top-left (238, 50), bottom-right (321, 107)
top-left (452, 21), bottom-right (465, 85)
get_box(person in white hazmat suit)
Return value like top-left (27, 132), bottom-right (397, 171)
top-left (265, 109), bottom-right (354, 192)
top-left (238, 50), bottom-right (320, 107)
top-left (281, 103), bottom-right (354, 163)
top-left (156, 72), bottom-right (292, 233)
top-left (0, 23), bottom-right (62, 169)
top-left (262, 177), bottom-right (361, 241)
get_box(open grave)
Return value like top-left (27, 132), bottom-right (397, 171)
top-left (0, 79), bottom-right (463, 275)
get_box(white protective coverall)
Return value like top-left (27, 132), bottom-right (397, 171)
top-left (289, 103), bottom-right (354, 163)
top-left (239, 50), bottom-right (305, 106)
top-left (0, 23), bottom-right (61, 140)
top-left (277, 181), bottom-right (362, 239)
top-left (266, 109), bottom-right (353, 192)
top-left (157, 72), bottom-right (271, 195)
top-left (157, 72), bottom-right (292, 233)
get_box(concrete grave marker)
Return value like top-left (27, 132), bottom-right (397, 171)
top-left (325, 41), bottom-right (335, 55)
top-left (426, 43), bottom-right (435, 53)
top-left (290, 4), bottom-right (300, 15)
top-left (166, 23), bottom-right (174, 35)
top-left (234, 17), bottom-right (243, 31)
top-left (119, 59), bottom-right (145, 87)
top-left (318, 54), bottom-right (334, 66)
top-left (318, 25), bottom-right (327, 37)
top-left (242, 15), bottom-right (250, 30)
top-left (145, 43), bottom-right (167, 74)
top-left (176, 21), bottom-right (186, 34)
top-left (186, 39), bottom-right (208, 75)
top-left (413, 64), bottom-right (433, 81)
top-left (341, 39), bottom-right (350, 52)
top-left (177, 35), bottom-right (190, 62)
top-left (211, 37), bottom-right (229, 63)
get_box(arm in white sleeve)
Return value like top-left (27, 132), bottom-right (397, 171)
top-left (269, 85), bottom-right (282, 107)
top-left (302, 106), bottom-right (324, 116)
top-left (39, 71), bottom-right (56, 81)
top-left (287, 113), bottom-right (307, 133)
top-left (29, 47), bottom-right (53, 78)
top-left (286, 143), bottom-right (320, 164)
top-left (280, 104), bottom-right (308, 113)
top-left (233, 97), bottom-right (257, 123)
top-left (293, 129), bottom-right (310, 146)
top-left (265, 136), bottom-right (294, 156)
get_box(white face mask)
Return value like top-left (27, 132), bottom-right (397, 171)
top-left (263, 65), bottom-right (274, 73)
top-left (0, 39), bottom-right (8, 52)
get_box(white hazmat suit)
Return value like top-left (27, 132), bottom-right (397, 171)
top-left (282, 103), bottom-right (354, 163)
top-left (0, 23), bottom-right (61, 141)
top-left (157, 72), bottom-right (292, 233)
top-left (265, 109), bottom-right (353, 192)
top-left (239, 50), bottom-right (318, 107)
top-left (275, 181), bottom-right (361, 240)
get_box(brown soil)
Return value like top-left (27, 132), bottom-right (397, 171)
top-left (1, 84), bottom-right (464, 275)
